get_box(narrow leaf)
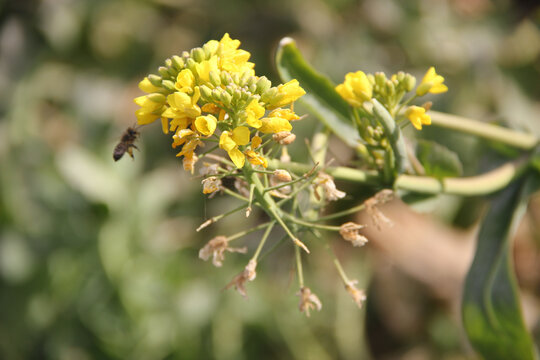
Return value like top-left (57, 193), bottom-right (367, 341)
top-left (275, 38), bottom-right (361, 148)
top-left (462, 174), bottom-right (539, 360)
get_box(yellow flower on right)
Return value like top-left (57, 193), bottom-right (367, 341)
top-left (416, 67), bottom-right (448, 96)
top-left (405, 106), bottom-right (431, 130)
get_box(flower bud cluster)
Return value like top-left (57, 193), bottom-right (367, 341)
top-left (134, 33), bottom-right (306, 172)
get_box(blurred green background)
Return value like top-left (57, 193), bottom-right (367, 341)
top-left (1, 0), bottom-right (540, 359)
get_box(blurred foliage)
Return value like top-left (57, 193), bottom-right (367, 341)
top-left (1, 0), bottom-right (540, 359)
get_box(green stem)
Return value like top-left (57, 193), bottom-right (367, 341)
top-left (429, 111), bottom-right (538, 150)
top-left (295, 245), bottom-right (304, 288)
top-left (227, 221), bottom-right (273, 242)
top-left (282, 213), bottom-right (341, 231)
top-left (394, 156), bottom-right (529, 196)
top-left (317, 203), bottom-right (366, 221)
top-left (196, 204), bottom-right (247, 232)
top-left (251, 221), bottom-right (275, 261)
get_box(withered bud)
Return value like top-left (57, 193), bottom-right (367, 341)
top-left (345, 279), bottom-right (367, 308)
top-left (202, 176), bottom-right (221, 194)
top-left (339, 222), bottom-right (368, 247)
top-left (364, 189), bottom-right (394, 230)
top-left (225, 259), bottom-right (257, 297)
top-left (273, 131), bottom-right (296, 145)
top-left (199, 236), bottom-right (247, 267)
top-left (273, 169), bottom-right (292, 183)
top-left (297, 287), bottom-right (322, 317)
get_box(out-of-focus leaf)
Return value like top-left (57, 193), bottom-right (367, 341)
top-left (462, 174), bottom-right (540, 360)
top-left (416, 140), bottom-right (463, 178)
top-left (275, 38), bottom-right (361, 148)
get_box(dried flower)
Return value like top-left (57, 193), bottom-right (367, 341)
top-left (364, 189), bottom-right (394, 230)
top-left (313, 172), bottom-right (346, 201)
top-left (202, 176), bottom-right (222, 194)
top-left (225, 259), bottom-right (257, 297)
top-left (345, 279), bottom-right (366, 308)
top-left (296, 286), bottom-right (322, 317)
top-left (199, 236), bottom-right (247, 267)
top-left (273, 131), bottom-right (296, 145)
top-left (199, 162), bottom-right (220, 176)
top-left (272, 169), bottom-right (292, 183)
top-left (339, 222), bottom-right (368, 247)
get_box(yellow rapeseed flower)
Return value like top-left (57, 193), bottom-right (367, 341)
top-left (162, 90), bottom-right (201, 119)
top-left (416, 67), bottom-right (448, 96)
top-left (194, 56), bottom-right (219, 84)
top-left (243, 99), bottom-right (265, 128)
top-left (218, 33), bottom-right (255, 75)
top-left (219, 126), bottom-right (250, 168)
top-left (335, 71), bottom-right (373, 107)
top-left (175, 69), bottom-right (195, 93)
top-left (134, 94), bottom-right (165, 125)
top-left (405, 106), bottom-right (431, 130)
top-left (269, 80), bottom-right (306, 109)
top-left (245, 150), bottom-right (268, 168)
top-left (194, 115), bottom-right (217, 136)
top-left (138, 77), bottom-right (161, 93)
top-left (259, 117), bottom-right (292, 134)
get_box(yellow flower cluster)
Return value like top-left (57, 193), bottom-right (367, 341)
top-left (335, 67), bottom-right (447, 131)
top-left (134, 34), bottom-right (305, 171)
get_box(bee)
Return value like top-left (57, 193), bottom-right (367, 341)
top-left (113, 126), bottom-right (140, 161)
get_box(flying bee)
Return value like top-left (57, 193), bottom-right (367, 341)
top-left (113, 126), bottom-right (140, 161)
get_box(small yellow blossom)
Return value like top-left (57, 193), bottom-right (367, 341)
top-left (219, 127), bottom-right (250, 168)
top-left (199, 236), bottom-right (247, 267)
top-left (134, 94), bottom-right (165, 125)
top-left (162, 90), bottom-right (201, 119)
top-left (138, 77), bottom-right (161, 93)
top-left (405, 105), bottom-right (431, 130)
top-left (218, 33), bottom-right (255, 75)
top-left (297, 287), bottom-right (322, 317)
top-left (339, 222), bottom-right (368, 247)
top-left (270, 79), bottom-right (306, 109)
top-left (268, 108), bottom-right (301, 121)
top-left (195, 114), bottom-right (217, 136)
top-left (416, 66), bottom-right (448, 96)
top-left (243, 99), bottom-right (265, 128)
top-left (335, 71), bottom-right (373, 107)
top-left (175, 69), bottom-right (195, 93)
top-left (259, 117), bottom-right (292, 134)
top-left (194, 56), bottom-right (219, 83)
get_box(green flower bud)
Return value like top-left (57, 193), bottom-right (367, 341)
top-left (209, 71), bottom-right (221, 87)
top-left (158, 66), bottom-right (171, 79)
top-left (165, 58), bottom-right (173, 68)
top-left (191, 47), bottom-right (206, 62)
top-left (248, 83), bottom-right (257, 93)
top-left (261, 87), bottom-right (278, 104)
top-left (148, 93), bottom-right (166, 103)
top-left (221, 91), bottom-right (232, 106)
top-left (386, 80), bottom-right (396, 97)
top-left (171, 55), bottom-right (184, 70)
top-left (161, 80), bottom-right (176, 91)
top-left (367, 74), bottom-right (375, 85)
top-left (375, 72), bottom-right (387, 87)
top-left (404, 75), bottom-right (416, 92)
top-left (203, 42), bottom-right (217, 57)
top-left (148, 74), bottom-right (163, 87)
top-left (186, 58), bottom-right (197, 72)
top-left (199, 85), bottom-right (213, 100)
top-left (396, 71), bottom-right (405, 82)
top-left (221, 72), bottom-right (232, 85)
top-left (255, 76), bottom-right (271, 94)
top-left (240, 71), bottom-right (251, 86)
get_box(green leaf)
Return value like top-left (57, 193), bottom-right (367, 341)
top-left (462, 174), bottom-right (540, 360)
top-left (275, 38), bottom-right (361, 148)
top-left (416, 140), bottom-right (463, 178)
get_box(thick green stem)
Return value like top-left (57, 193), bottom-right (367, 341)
top-left (429, 111), bottom-right (538, 150)
top-left (395, 156), bottom-right (529, 196)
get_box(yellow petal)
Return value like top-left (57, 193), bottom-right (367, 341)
top-left (251, 135), bottom-right (262, 148)
top-left (138, 77), bottom-right (161, 93)
top-left (228, 148), bottom-right (245, 168)
top-left (219, 131), bottom-right (237, 151)
top-left (259, 117), bottom-right (292, 134)
top-left (232, 126), bottom-right (250, 145)
top-left (161, 118), bottom-right (169, 134)
top-left (195, 115), bottom-right (217, 136)
top-left (175, 69), bottom-right (195, 92)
